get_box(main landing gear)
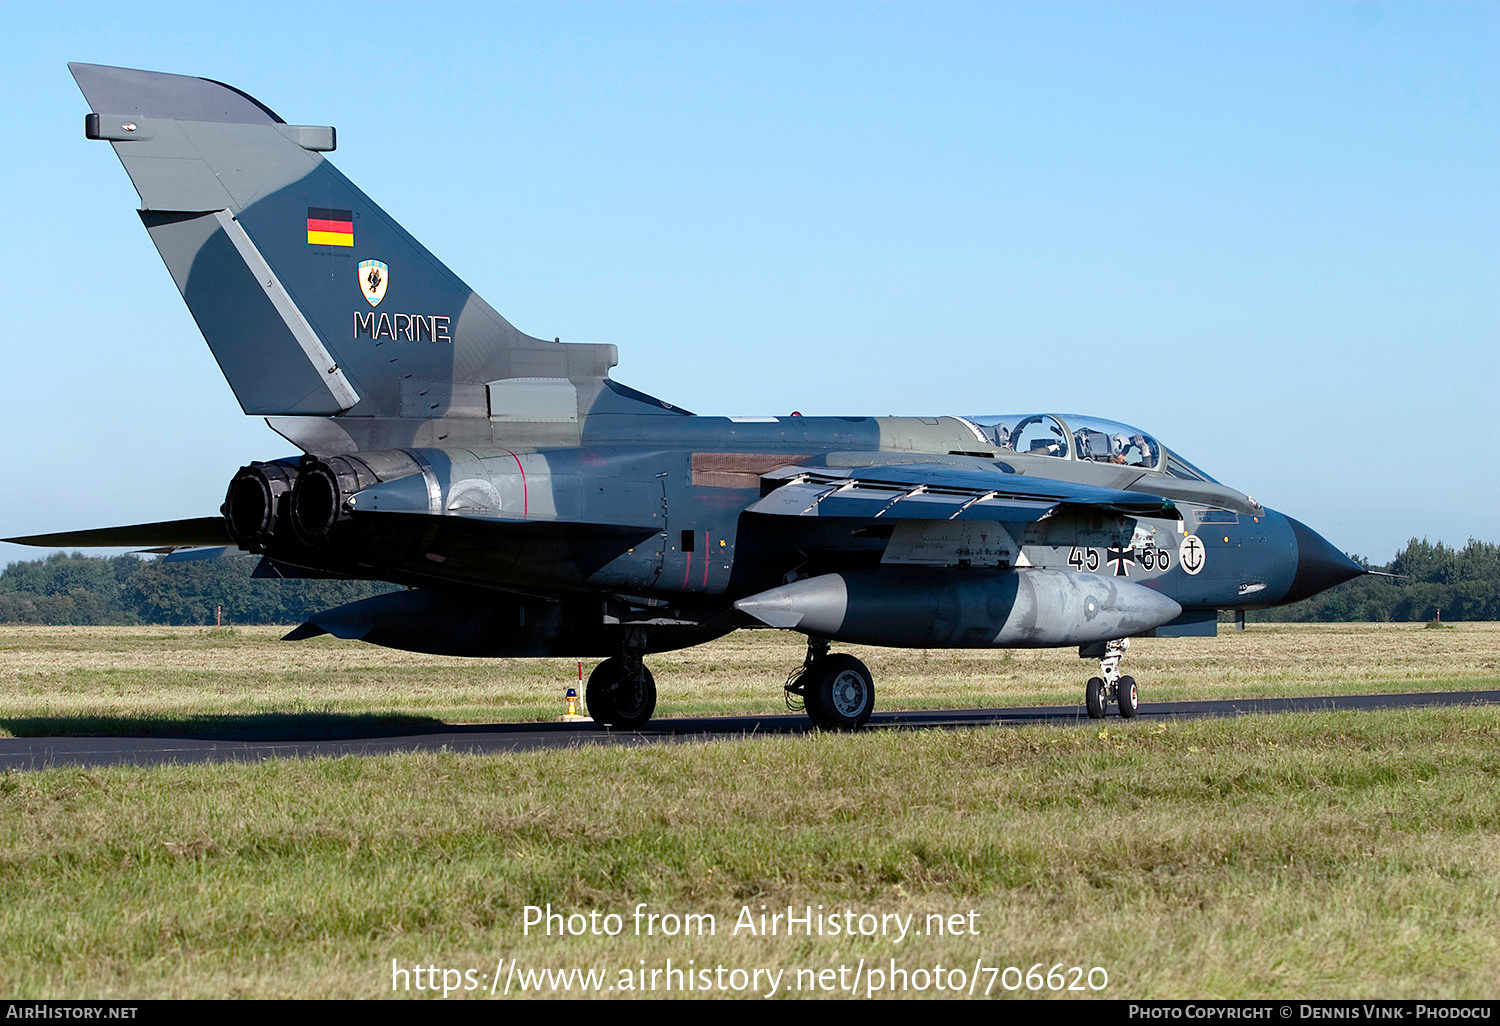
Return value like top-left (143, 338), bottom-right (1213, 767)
top-left (1082, 638), bottom-right (1139, 720)
top-left (784, 638), bottom-right (876, 731)
top-left (586, 630), bottom-right (657, 729)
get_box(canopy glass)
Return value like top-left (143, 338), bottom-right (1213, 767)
top-left (964, 414), bottom-right (1213, 480)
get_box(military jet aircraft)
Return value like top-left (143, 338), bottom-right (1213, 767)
top-left (8, 63), bottom-right (1367, 730)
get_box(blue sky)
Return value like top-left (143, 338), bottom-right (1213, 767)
top-left (1, 1), bottom-right (1495, 571)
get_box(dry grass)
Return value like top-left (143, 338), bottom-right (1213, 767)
top-left (0, 622), bottom-right (1495, 735)
top-left (2, 708), bottom-right (1498, 998)
top-left (1, 627), bottom-right (1497, 998)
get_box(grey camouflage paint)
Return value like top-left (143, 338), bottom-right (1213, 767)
top-left (7, 65), bottom-right (1366, 720)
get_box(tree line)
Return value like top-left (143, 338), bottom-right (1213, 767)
top-left (1260, 538), bottom-right (1500, 623)
top-left (0, 552), bottom-right (395, 626)
top-left (0, 537), bottom-right (1496, 626)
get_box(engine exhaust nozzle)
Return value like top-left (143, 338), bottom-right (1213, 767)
top-left (221, 460), bottom-right (299, 552)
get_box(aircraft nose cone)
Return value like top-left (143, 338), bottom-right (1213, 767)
top-left (1282, 516), bottom-right (1365, 604)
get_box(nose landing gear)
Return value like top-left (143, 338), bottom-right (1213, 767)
top-left (1082, 638), bottom-right (1139, 719)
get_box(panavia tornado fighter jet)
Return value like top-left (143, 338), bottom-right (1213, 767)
top-left (9, 63), bottom-right (1367, 729)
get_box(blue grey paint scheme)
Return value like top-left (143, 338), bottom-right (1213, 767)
top-left (8, 64), bottom-right (1367, 729)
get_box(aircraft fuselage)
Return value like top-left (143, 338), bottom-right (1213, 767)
top-left (234, 412), bottom-right (1354, 657)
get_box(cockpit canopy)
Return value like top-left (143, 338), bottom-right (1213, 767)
top-left (966, 414), bottom-right (1217, 481)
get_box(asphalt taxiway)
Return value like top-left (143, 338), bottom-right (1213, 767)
top-left (1, 690), bottom-right (1495, 771)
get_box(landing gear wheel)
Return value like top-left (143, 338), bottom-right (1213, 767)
top-left (1081, 638), bottom-right (1141, 719)
top-left (1116, 675), bottom-right (1139, 718)
top-left (585, 656), bottom-right (657, 729)
top-left (1086, 676), bottom-right (1107, 719)
top-left (803, 654), bottom-right (875, 731)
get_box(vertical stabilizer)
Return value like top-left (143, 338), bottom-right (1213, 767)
top-left (70, 62), bottom-right (617, 420)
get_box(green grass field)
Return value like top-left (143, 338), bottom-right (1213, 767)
top-left (0, 621), bottom-right (1495, 735)
top-left (1, 624), bottom-right (1498, 999)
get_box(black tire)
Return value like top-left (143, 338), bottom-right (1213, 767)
top-left (803, 654), bottom-right (875, 730)
top-left (1117, 675), bottom-right (1139, 718)
top-left (1086, 676), bottom-right (1107, 719)
top-left (585, 657), bottom-right (657, 729)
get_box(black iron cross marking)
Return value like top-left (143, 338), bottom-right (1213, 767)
top-left (1107, 545), bottom-right (1135, 577)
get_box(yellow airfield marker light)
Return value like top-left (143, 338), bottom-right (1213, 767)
top-left (560, 661), bottom-right (590, 722)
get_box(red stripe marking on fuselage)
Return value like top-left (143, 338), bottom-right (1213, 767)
top-left (503, 449), bottom-right (527, 517)
top-left (306, 218), bottom-right (354, 234)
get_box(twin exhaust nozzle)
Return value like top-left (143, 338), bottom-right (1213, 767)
top-left (221, 450), bottom-right (424, 553)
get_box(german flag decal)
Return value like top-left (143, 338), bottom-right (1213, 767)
top-left (307, 207), bottom-right (354, 246)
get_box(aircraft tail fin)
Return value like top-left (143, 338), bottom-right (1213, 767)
top-left (69, 63), bottom-right (616, 420)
